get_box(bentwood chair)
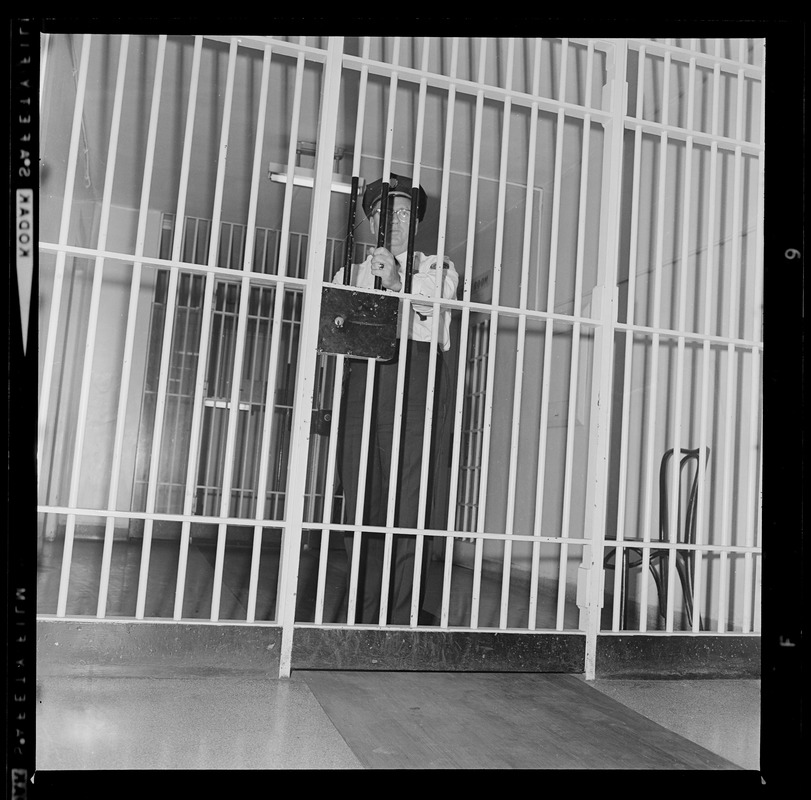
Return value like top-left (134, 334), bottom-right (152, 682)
top-left (605, 447), bottom-right (710, 630)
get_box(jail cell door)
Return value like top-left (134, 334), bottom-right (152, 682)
top-left (131, 215), bottom-right (314, 534)
top-left (195, 280), bottom-right (299, 522)
top-left (131, 210), bottom-right (358, 541)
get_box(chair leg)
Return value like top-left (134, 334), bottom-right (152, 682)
top-left (676, 554), bottom-right (701, 631)
top-left (619, 550), bottom-right (628, 629)
top-left (649, 559), bottom-right (667, 629)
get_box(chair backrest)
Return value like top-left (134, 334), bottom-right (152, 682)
top-left (658, 447), bottom-right (711, 545)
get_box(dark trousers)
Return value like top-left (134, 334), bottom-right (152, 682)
top-left (339, 340), bottom-right (446, 624)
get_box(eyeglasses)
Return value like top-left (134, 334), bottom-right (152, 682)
top-left (372, 207), bottom-right (412, 223)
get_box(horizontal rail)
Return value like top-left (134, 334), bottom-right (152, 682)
top-left (38, 240), bottom-right (765, 349)
top-left (625, 37), bottom-right (764, 77)
top-left (37, 504), bottom-right (762, 555)
top-left (622, 117), bottom-right (763, 155)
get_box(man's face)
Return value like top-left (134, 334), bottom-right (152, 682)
top-left (369, 195), bottom-right (414, 257)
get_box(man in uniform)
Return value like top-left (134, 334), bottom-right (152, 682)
top-left (333, 173), bottom-right (459, 625)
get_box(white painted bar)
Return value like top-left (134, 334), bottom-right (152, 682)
top-left (403, 38), bottom-right (436, 627)
top-left (57, 35), bottom-right (129, 616)
top-left (741, 84), bottom-right (765, 633)
top-left (38, 33), bottom-right (91, 489)
top-left (529, 39), bottom-right (569, 629)
top-left (278, 36), bottom-right (345, 675)
top-left (135, 35), bottom-right (203, 620)
top-left (276, 48), bottom-right (308, 280)
top-left (96, 35), bottom-right (167, 617)
top-left (627, 37), bottom-right (763, 79)
top-left (470, 37), bottom-right (514, 629)
top-left (557, 44), bottom-right (596, 631)
top-left (663, 55), bottom-right (697, 632)
top-left (358, 36), bottom-right (399, 625)
top-left (582, 48), bottom-right (628, 653)
top-left (376, 38), bottom-right (421, 625)
top-left (37, 504), bottom-right (761, 553)
top-left (338, 53), bottom-right (615, 124)
top-left (556, 112), bottom-right (591, 630)
top-left (441, 38), bottom-right (486, 628)
top-left (500, 39), bottom-right (542, 630)
top-left (609, 45), bottom-right (646, 631)
top-left (716, 71), bottom-right (747, 632)
top-left (245, 46), bottom-right (299, 623)
top-left (246, 284), bottom-right (288, 622)
top-left (636, 49), bottom-right (672, 632)
top-left (169, 40), bottom-right (218, 621)
top-left (207, 39), bottom-right (251, 621)
top-left (312, 38), bottom-right (372, 624)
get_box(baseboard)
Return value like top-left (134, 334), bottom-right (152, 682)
top-left (36, 617), bottom-right (282, 677)
top-left (594, 632), bottom-right (761, 679)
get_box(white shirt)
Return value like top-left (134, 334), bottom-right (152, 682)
top-left (332, 250), bottom-right (459, 351)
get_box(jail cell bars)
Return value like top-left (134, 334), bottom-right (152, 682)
top-left (37, 35), bottom-right (763, 643)
top-left (603, 39), bottom-right (763, 633)
top-left (295, 36), bottom-right (610, 632)
top-left (37, 34), bottom-right (330, 624)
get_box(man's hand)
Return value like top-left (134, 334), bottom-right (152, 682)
top-left (371, 247), bottom-right (402, 291)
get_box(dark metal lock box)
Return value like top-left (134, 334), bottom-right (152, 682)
top-left (317, 285), bottom-right (399, 361)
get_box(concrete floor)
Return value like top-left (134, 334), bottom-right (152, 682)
top-left (35, 668), bottom-right (761, 772)
top-left (36, 671), bottom-right (363, 770)
top-left (580, 677), bottom-right (761, 771)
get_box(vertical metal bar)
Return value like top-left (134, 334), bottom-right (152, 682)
top-left (98, 34), bottom-right (168, 618)
top-left (557, 44), bottom-right (596, 632)
top-left (342, 38), bottom-right (377, 624)
top-left (277, 48), bottom-right (308, 280)
top-left (136, 35), bottom-right (203, 620)
top-left (470, 38), bottom-right (514, 629)
top-left (500, 39), bottom-right (541, 630)
top-left (716, 62), bottom-right (747, 633)
top-left (238, 44), bottom-right (275, 621)
top-left (312, 37), bottom-right (370, 624)
top-left (312, 355), bottom-right (344, 624)
top-left (360, 36), bottom-right (398, 622)
top-left (409, 38), bottom-right (454, 625)
top-left (210, 42), bottom-right (269, 595)
top-left (610, 45), bottom-right (646, 631)
top-left (529, 38), bottom-right (569, 630)
top-left (692, 51), bottom-right (723, 631)
top-left (580, 40), bottom-right (625, 678)
top-left (246, 284), bottom-right (286, 620)
top-left (56, 35), bottom-right (129, 617)
top-left (168, 273), bottom-right (194, 511)
top-left (752, 449), bottom-right (763, 632)
top-left (442, 37), bottom-right (485, 627)
top-left (556, 111), bottom-right (591, 630)
top-left (38, 33), bottom-right (92, 489)
top-left (637, 50), bottom-right (672, 632)
top-left (741, 78), bottom-right (765, 634)
top-left (235, 300), bottom-right (262, 518)
top-left (208, 39), bottom-right (251, 621)
top-left (663, 54), bottom-right (697, 632)
top-left (380, 38), bottom-right (433, 626)
top-left (169, 46), bottom-right (215, 621)
top-left (279, 36), bottom-right (344, 677)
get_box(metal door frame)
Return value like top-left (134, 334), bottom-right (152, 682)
top-left (278, 37), bottom-right (623, 677)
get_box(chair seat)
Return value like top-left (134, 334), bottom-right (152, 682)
top-left (603, 546), bottom-right (666, 571)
